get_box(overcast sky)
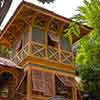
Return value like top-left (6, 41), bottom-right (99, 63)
top-left (0, 0), bottom-right (84, 30)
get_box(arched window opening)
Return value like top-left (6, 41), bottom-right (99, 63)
top-left (0, 72), bottom-right (16, 98)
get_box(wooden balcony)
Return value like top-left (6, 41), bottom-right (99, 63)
top-left (11, 41), bottom-right (75, 73)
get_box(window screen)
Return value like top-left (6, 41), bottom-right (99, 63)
top-left (60, 36), bottom-right (71, 51)
top-left (32, 27), bottom-right (45, 44)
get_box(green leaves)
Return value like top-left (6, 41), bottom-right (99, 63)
top-left (0, 45), bottom-right (12, 58)
top-left (64, 22), bottom-right (80, 46)
top-left (74, 0), bottom-right (100, 97)
top-left (64, 22), bottom-right (80, 38)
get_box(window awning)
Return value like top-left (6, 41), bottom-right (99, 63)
top-left (56, 74), bottom-right (73, 87)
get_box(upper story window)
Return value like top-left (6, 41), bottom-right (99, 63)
top-left (32, 27), bottom-right (45, 44)
top-left (60, 35), bottom-right (71, 51)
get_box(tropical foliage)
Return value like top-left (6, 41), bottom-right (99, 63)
top-left (64, 22), bottom-right (80, 46)
top-left (0, 45), bottom-right (11, 58)
top-left (74, 0), bottom-right (100, 98)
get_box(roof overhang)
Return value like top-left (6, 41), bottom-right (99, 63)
top-left (0, 1), bottom-right (92, 47)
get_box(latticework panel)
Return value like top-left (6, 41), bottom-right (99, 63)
top-left (11, 41), bottom-right (73, 65)
top-left (32, 41), bottom-right (45, 58)
top-left (47, 46), bottom-right (59, 62)
top-left (61, 50), bottom-right (72, 64)
top-left (11, 43), bottom-right (28, 65)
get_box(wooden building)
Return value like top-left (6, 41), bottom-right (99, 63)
top-left (0, 1), bottom-right (91, 100)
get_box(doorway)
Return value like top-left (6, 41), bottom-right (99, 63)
top-left (0, 72), bottom-right (16, 98)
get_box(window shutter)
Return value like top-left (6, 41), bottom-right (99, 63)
top-left (32, 69), bottom-right (55, 96)
top-left (43, 72), bottom-right (55, 96)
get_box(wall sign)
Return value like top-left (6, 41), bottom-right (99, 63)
top-left (0, 0), bottom-right (12, 25)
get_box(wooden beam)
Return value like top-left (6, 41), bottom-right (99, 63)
top-left (31, 12), bottom-right (39, 26)
top-left (8, 24), bottom-right (24, 34)
top-left (1, 4), bottom-right (24, 39)
top-left (27, 67), bottom-right (32, 100)
top-left (58, 23), bottom-right (65, 62)
top-left (20, 56), bottom-right (75, 70)
top-left (51, 73), bottom-right (56, 96)
top-left (28, 24), bottom-right (32, 54)
top-left (0, 37), bottom-right (11, 47)
top-left (29, 56), bottom-right (75, 70)
top-left (44, 18), bottom-right (53, 58)
top-left (23, 4), bottom-right (70, 24)
top-left (18, 56), bottom-right (76, 78)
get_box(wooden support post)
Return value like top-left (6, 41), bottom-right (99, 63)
top-left (28, 12), bottom-right (39, 55)
top-left (28, 24), bottom-right (32, 55)
top-left (27, 67), bottom-right (32, 100)
top-left (72, 85), bottom-right (77, 100)
top-left (44, 18), bottom-right (53, 58)
top-left (52, 73), bottom-right (56, 96)
top-left (58, 23), bottom-right (64, 62)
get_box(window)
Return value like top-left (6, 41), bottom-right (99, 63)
top-left (32, 27), bottom-right (45, 44)
top-left (60, 36), bottom-right (71, 51)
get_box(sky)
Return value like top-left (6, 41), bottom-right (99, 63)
top-left (0, 0), bottom-right (84, 30)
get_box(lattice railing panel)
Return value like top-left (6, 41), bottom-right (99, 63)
top-left (60, 51), bottom-right (72, 64)
top-left (11, 41), bottom-right (73, 65)
top-left (32, 41), bottom-right (45, 58)
top-left (61, 51), bottom-right (72, 64)
top-left (11, 43), bottom-right (28, 65)
top-left (34, 48), bottom-right (45, 57)
top-left (47, 46), bottom-right (59, 62)
top-left (31, 41), bottom-right (73, 64)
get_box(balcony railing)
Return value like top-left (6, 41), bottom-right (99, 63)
top-left (11, 41), bottom-right (73, 65)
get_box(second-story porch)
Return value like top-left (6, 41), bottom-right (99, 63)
top-left (12, 25), bottom-right (75, 71)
